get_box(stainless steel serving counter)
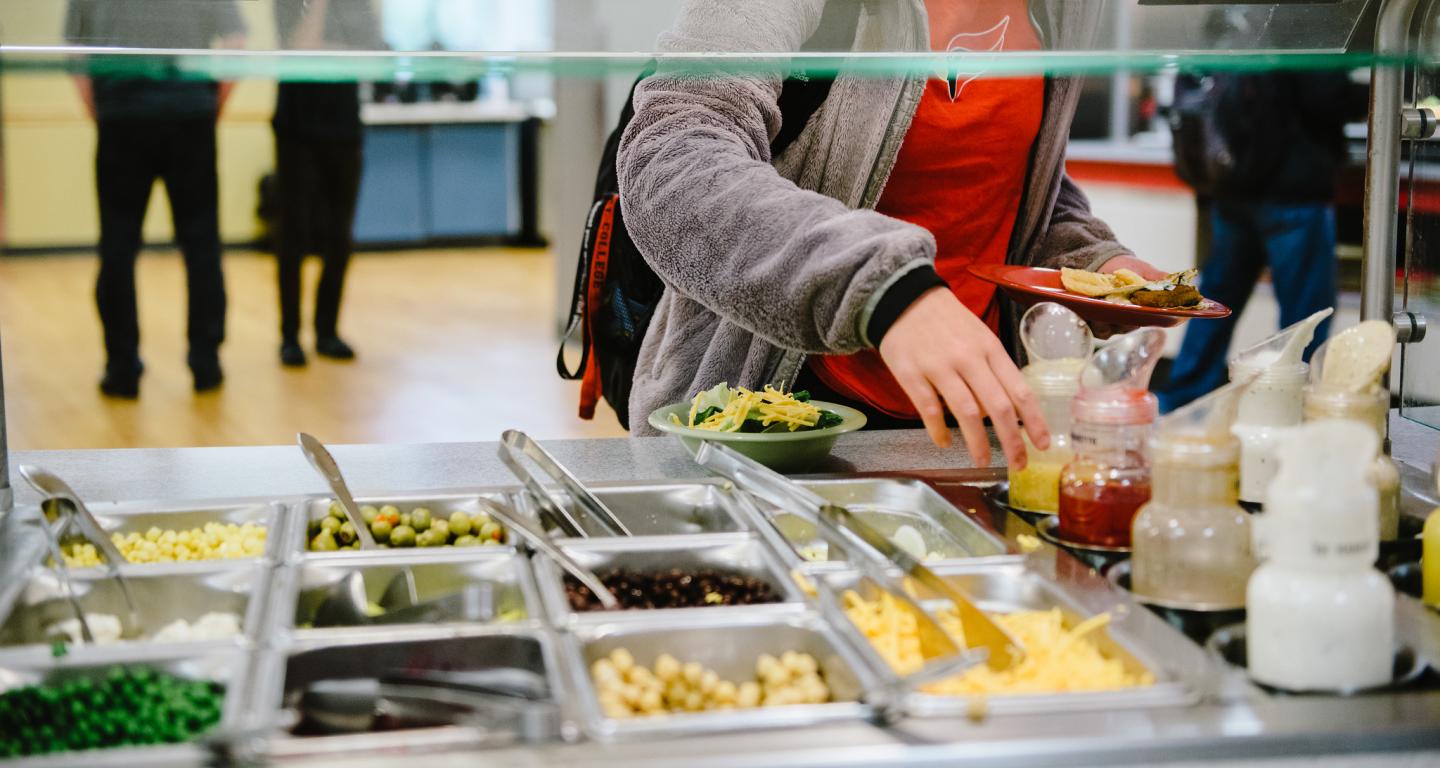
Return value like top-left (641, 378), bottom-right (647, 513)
top-left (4, 424), bottom-right (1440, 768)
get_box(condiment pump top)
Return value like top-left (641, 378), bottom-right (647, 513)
top-left (1073, 328), bottom-right (1166, 426)
top-left (1020, 303), bottom-right (1091, 398)
top-left (1230, 307), bottom-right (1332, 382)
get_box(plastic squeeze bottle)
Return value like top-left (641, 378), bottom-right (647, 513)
top-left (1008, 303), bottom-right (1091, 514)
top-left (1132, 375), bottom-right (1257, 606)
top-left (1229, 308), bottom-right (1332, 506)
top-left (1058, 328), bottom-right (1166, 548)
top-left (1302, 321), bottom-right (1400, 541)
top-left (1247, 420), bottom-right (1394, 692)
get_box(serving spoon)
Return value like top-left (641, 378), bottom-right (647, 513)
top-left (296, 433), bottom-right (378, 550)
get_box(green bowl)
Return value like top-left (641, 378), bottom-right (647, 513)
top-left (648, 400), bottom-right (867, 473)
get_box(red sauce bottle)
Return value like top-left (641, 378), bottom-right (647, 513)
top-left (1056, 330), bottom-right (1165, 548)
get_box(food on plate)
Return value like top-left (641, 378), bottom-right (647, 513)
top-left (62, 523), bottom-right (267, 567)
top-left (40, 611), bottom-right (244, 647)
top-left (1060, 267), bottom-right (1204, 309)
top-left (590, 647), bottom-right (830, 718)
top-left (0, 667), bottom-right (224, 757)
top-left (564, 568), bottom-right (781, 612)
top-left (307, 501), bottom-right (505, 551)
top-left (672, 383), bottom-right (844, 433)
top-left (842, 589), bottom-right (1152, 695)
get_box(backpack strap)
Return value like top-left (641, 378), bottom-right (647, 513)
top-left (577, 196), bottom-right (621, 420)
top-left (556, 197), bottom-right (609, 381)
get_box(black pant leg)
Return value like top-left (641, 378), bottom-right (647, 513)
top-left (159, 118), bottom-right (226, 357)
top-left (273, 134), bottom-right (309, 342)
top-left (94, 121), bottom-right (158, 375)
top-left (313, 139), bottom-right (363, 339)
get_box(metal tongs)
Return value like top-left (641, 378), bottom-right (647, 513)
top-left (499, 430), bottom-right (631, 538)
top-left (472, 495), bottom-right (620, 610)
top-left (696, 442), bottom-right (1023, 672)
top-left (296, 432), bottom-right (379, 550)
top-left (17, 465), bottom-right (141, 642)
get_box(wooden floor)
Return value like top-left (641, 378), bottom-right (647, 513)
top-left (0, 248), bottom-right (628, 450)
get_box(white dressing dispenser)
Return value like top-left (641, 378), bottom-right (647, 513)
top-left (1302, 320), bottom-right (1400, 541)
top-left (1132, 375), bottom-right (1257, 607)
top-left (1008, 303), bottom-right (1091, 514)
top-left (1229, 308), bottom-right (1332, 506)
top-left (1246, 420), bottom-right (1394, 692)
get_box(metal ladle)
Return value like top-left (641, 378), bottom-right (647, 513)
top-left (296, 433), bottom-right (378, 550)
top-left (17, 465), bottom-right (140, 639)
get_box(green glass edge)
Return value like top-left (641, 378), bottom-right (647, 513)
top-left (0, 48), bottom-right (1415, 81)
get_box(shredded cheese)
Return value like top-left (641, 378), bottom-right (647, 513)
top-left (842, 590), bottom-right (1153, 696)
top-left (676, 385), bottom-right (826, 432)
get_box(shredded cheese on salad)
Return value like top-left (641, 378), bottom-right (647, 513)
top-left (671, 383), bottom-right (840, 433)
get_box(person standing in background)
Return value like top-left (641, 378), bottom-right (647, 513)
top-left (65, 0), bottom-right (246, 398)
top-left (1158, 67), bottom-right (1366, 412)
top-left (272, 0), bottom-right (381, 367)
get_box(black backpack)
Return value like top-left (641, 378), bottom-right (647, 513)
top-left (557, 0), bottom-right (863, 429)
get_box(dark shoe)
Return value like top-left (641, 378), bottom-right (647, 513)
top-left (190, 351), bottom-right (224, 393)
top-left (99, 359), bottom-right (143, 399)
top-left (280, 341), bottom-right (307, 367)
top-left (99, 371), bottom-right (139, 399)
top-left (315, 335), bottom-right (356, 361)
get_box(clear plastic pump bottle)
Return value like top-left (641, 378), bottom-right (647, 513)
top-left (1301, 322), bottom-right (1400, 541)
top-left (1132, 377), bottom-right (1257, 607)
top-left (1058, 328), bottom-right (1165, 548)
top-left (1247, 420), bottom-right (1395, 692)
top-left (1008, 303), bottom-right (1091, 514)
top-left (1229, 309), bottom-right (1332, 506)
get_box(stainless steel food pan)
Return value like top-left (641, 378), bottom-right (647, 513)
top-left (0, 645), bottom-right (253, 768)
top-left (563, 611), bottom-right (876, 741)
top-left (293, 492), bottom-right (521, 559)
top-left (253, 626), bottom-right (572, 758)
top-left (818, 565), bottom-right (1201, 716)
top-left (528, 481), bottom-right (747, 538)
top-left (55, 501), bottom-right (284, 570)
top-left (532, 535), bottom-right (805, 629)
top-left (0, 563), bottom-right (266, 655)
top-left (738, 478), bottom-right (1015, 570)
top-left (285, 552), bottom-right (540, 636)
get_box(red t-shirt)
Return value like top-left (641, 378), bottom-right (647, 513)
top-left (809, 0), bottom-right (1045, 419)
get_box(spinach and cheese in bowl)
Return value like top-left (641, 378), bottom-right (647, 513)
top-left (649, 383), bottom-right (866, 472)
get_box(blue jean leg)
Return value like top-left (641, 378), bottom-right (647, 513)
top-left (1257, 203), bottom-right (1337, 360)
top-left (1159, 204), bottom-right (1266, 412)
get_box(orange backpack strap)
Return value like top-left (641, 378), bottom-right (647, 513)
top-left (578, 196), bottom-right (619, 420)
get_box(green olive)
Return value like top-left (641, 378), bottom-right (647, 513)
top-left (482, 538), bottom-right (500, 547)
top-left (380, 504), bottom-right (401, 519)
top-left (389, 525), bottom-right (416, 547)
top-left (398, 513), bottom-right (413, 529)
top-left (311, 530), bottom-right (339, 551)
top-left (411, 508), bottom-right (433, 532)
top-left (360, 505), bottom-right (379, 524)
top-left (328, 501), bottom-right (347, 520)
top-left (429, 519), bottom-right (450, 542)
top-left (370, 520), bottom-right (393, 543)
top-left (448, 512), bottom-right (472, 537)
top-left (336, 521), bottom-right (357, 545)
top-left (454, 535), bottom-right (480, 547)
top-left (414, 530), bottom-right (436, 548)
top-left (479, 521), bottom-right (502, 541)
top-left (319, 516), bottom-right (342, 534)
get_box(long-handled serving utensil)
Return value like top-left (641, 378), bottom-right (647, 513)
top-left (474, 497), bottom-right (620, 610)
top-left (18, 464), bottom-right (140, 638)
top-left (696, 442), bottom-right (1023, 671)
top-left (499, 430), bottom-right (631, 538)
top-left (296, 433), bottom-right (378, 550)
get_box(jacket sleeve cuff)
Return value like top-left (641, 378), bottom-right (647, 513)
top-left (862, 264), bottom-right (948, 348)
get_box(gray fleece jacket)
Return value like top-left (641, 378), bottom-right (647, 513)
top-left (618, 0), bottom-right (1130, 435)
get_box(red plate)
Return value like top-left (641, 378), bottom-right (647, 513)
top-left (969, 264), bottom-right (1231, 328)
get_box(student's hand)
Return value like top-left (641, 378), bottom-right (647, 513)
top-left (1099, 254), bottom-right (1167, 281)
top-left (879, 288), bottom-right (1051, 469)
